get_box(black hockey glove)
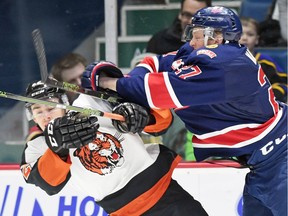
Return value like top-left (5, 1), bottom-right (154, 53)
top-left (112, 102), bottom-right (151, 133)
top-left (44, 112), bottom-right (99, 157)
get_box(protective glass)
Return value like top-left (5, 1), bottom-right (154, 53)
top-left (182, 25), bottom-right (203, 42)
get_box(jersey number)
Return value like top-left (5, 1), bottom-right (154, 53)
top-left (179, 65), bottom-right (202, 79)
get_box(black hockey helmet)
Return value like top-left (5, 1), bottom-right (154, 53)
top-left (25, 80), bottom-right (69, 110)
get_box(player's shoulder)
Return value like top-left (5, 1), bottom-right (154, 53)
top-left (174, 42), bottom-right (194, 59)
top-left (27, 134), bottom-right (46, 148)
top-left (195, 44), bottom-right (220, 58)
top-left (190, 43), bottom-right (244, 61)
top-left (186, 44), bottom-right (221, 64)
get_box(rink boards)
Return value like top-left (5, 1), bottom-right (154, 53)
top-left (0, 162), bottom-right (248, 216)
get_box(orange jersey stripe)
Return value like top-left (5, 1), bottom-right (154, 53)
top-left (144, 108), bottom-right (173, 134)
top-left (110, 155), bottom-right (182, 216)
top-left (38, 149), bottom-right (71, 186)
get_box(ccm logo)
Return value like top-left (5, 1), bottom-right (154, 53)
top-left (260, 133), bottom-right (287, 156)
top-left (47, 120), bottom-right (59, 147)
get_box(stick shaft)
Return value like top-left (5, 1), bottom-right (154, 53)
top-left (45, 77), bottom-right (123, 104)
top-left (31, 29), bottom-right (49, 82)
top-left (0, 90), bottom-right (124, 121)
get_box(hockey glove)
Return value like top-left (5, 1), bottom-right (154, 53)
top-left (44, 112), bottom-right (99, 157)
top-left (81, 61), bottom-right (123, 91)
top-left (112, 102), bottom-right (151, 133)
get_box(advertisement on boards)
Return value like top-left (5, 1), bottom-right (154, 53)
top-left (0, 164), bottom-right (248, 216)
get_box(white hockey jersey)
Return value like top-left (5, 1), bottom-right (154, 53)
top-left (20, 94), bottom-right (181, 215)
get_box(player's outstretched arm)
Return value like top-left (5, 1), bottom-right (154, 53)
top-left (99, 77), bottom-right (118, 91)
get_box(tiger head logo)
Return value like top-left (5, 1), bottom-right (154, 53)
top-left (74, 131), bottom-right (124, 175)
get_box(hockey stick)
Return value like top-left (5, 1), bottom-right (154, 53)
top-left (31, 29), bottom-right (49, 82)
top-left (31, 28), bottom-right (123, 104)
top-left (0, 90), bottom-right (124, 121)
top-left (45, 77), bottom-right (123, 104)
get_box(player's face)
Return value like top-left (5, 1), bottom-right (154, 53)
top-left (61, 62), bottom-right (85, 86)
top-left (189, 28), bottom-right (222, 49)
top-left (31, 98), bottom-right (65, 130)
top-left (239, 23), bottom-right (259, 52)
top-left (179, 0), bottom-right (207, 30)
top-left (189, 28), bottom-right (205, 49)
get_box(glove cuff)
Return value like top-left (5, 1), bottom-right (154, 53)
top-left (91, 61), bottom-right (123, 91)
top-left (44, 121), bottom-right (69, 158)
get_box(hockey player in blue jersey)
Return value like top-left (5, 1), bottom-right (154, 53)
top-left (84, 6), bottom-right (287, 216)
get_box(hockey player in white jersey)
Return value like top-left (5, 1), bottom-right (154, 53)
top-left (20, 80), bottom-right (208, 216)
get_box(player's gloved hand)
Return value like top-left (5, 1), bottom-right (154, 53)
top-left (44, 111), bottom-right (99, 157)
top-left (81, 61), bottom-right (123, 91)
top-left (112, 102), bottom-right (151, 133)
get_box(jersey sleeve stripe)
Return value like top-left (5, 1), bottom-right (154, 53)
top-left (268, 86), bottom-right (279, 115)
top-left (163, 73), bottom-right (183, 107)
top-left (152, 56), bottom-right (159, 71)
top-left (38, 149), bottom-right (71, 186)
top-left (145, 73), bottom-right (182, 108)
top-left (193, 108), bottom-right (283, 148)
top-left (137, 63), bottom-right (154, 72)
top-left (139, 56), bottom-right (159, 72)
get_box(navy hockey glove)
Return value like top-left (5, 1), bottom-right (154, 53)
top-left (81, 61), bottom-right (123, 91)
top-left (44, 112), bottom-right (99, 157)
top-left (112, 102), bottom-right (150, 133)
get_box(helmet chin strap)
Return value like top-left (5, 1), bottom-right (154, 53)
top-left (204, 35), bottom-right (209, 46)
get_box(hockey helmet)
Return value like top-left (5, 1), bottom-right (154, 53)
top-left (182, 6), bottom-right (242, 43)
top-left (25, 80), bottom-right (69, 110)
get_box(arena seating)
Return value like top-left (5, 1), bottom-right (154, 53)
top-left (239, 0), bottom-right (274, 22)
top-left (255, 47), bottom-right (288, 72)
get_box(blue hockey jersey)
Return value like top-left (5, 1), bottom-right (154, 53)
top-left (117, 43), bottom-right (287, 161)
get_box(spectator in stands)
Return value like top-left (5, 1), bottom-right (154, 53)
top-left (239, 17), bottom-right (287, 103)
top-left (146, 0), bottom-right (211, 54)
top-left (258, 0), bottom-right (287, 46)
top-left (50, 53), bottom-right (87, 104)
top-left (276, 0), bottom-right (287, 42)
top-left (26, 53), bottom-right (87, 142)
